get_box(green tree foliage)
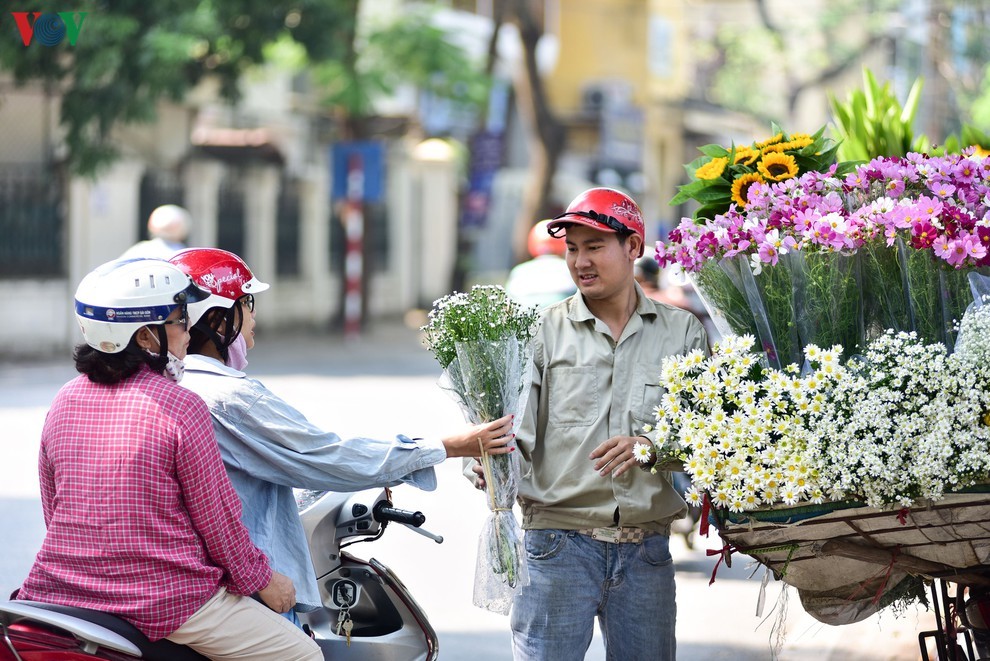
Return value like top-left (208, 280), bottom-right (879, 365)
top-left (311, 8), bottom-right (489, 127)
top-left (704, 1), bottom-right (990, 140)
top-left (702, 0), bottom-right (902, 123)
top-left (0, 0), bottom-right (357, 175)
top-left (0, 2), bottom-right (489, 174)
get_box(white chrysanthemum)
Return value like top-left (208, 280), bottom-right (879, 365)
top-left (728, 491), bottom-right (747, 513)
top-left (632, 442), bottom-right (654, 464)
top-left (684, 487), bottom-right (703, 506)
top-left (696, 467), bottom-right (717, 488)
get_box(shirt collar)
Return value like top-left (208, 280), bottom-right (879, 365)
top-left (566, 281), bottom-right (657, 323)
top-left (184, 353), bottom-right (247, 378)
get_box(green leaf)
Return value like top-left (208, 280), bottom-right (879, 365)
top-left (692, 183), bottom-right (732, 203)
top-left (671, 179), bottom-right (716, 204)
top-left (900, 76), bottom-right (924, 126)
top-left (697, 144), bottom-right (731, 158)
top-left (693, 202), bottom-right (728, 221)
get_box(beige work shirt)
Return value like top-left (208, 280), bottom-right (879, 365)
top-left (516, 284), bottom-right (708, 534)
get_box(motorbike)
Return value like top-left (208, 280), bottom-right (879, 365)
top-left (0, 487), bottom-right (441, 661)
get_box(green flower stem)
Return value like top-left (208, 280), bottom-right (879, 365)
top-left (751, 258), bottom-right (800, 369)
top-left (792, 251), bottom-right (863, 355)
top-left (861, 239), bottom-right (912, 341)
top-left (901, 241), bottom-right (944, 345)
top-left (692, 259), bottom-right (759, 340)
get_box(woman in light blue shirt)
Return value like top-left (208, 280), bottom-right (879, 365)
top-left (170, 248), bottom-right (514, 621)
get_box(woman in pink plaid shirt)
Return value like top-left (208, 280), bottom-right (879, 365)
top-left (16, 258), bottom-right (321, 661)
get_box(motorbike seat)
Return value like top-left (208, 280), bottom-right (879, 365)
top-left (9, 600), bottom-right (208, 660)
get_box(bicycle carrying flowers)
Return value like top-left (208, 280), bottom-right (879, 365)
top-left (651, 127), bottom-right (990, 622)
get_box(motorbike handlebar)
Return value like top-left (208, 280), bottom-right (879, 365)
top-left (373, 501), bottom-right (426, 527)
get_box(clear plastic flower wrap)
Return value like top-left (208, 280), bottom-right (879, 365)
top-left (860, 236), bottom-right (912, 340)
top-left (688, 254), bottom-right (800, 370)
top-left (788, 249), bottom-right (863, 358)
top-left (441, 337), bottom-right (532, 614)
top-left (421, 286), bottom-right (537, 615)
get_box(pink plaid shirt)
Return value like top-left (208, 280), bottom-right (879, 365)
top-left (17, 367), bottom-right (273, 640)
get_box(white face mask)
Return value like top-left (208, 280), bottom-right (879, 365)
top-left (148, 334), bottom-right (185, 383)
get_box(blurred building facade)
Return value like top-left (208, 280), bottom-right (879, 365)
top-left (0, 0), bottom-right (950, 357)
top-left (0, 61), bottom-right (465, 357)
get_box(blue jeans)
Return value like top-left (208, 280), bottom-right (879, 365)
top-left (510, 529), bottom-right (676, 661)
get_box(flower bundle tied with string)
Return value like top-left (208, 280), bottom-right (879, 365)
top-left (421, 285), bottom-right (538, 614)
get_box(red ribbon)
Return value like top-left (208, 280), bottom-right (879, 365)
top-left (871, 547), bottom-right (899, 606)
top-left (706, 543), bottom-right (734, 586)
top-left (896, 508), bottom-right (910, 525)
top-left (700, 492), bottom-right (712, 538)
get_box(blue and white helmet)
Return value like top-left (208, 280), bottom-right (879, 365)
top-left (74, 258), bottom-right (209, 354)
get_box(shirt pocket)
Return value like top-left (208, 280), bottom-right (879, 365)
top-left (548, 366), bottom-right (598, 427)
top-left (633, 363), bottom-right (665, 423)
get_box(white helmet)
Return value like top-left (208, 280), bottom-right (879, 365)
top-left (74, 259), bottom-right (209, 354)
top-left (147, 204), bottom-right (191, 243)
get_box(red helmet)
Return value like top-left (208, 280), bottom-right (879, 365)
top-left (169, 248), bottom-right (269, 326)
top-left (528, 219), bottom-right (567, 257)
top-left (546, 187), bottom-right (645, 256)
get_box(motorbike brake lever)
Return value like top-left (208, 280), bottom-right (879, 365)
top-left (400, 522), bottom-right (444, 544)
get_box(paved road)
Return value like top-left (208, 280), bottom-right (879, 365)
top-left (0, 321), bottom-right (933, 659)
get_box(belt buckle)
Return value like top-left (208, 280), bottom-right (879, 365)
top-left (590, 527), bottom-right (622, 544)
top-left (586, 527), bottom-right (645, 544)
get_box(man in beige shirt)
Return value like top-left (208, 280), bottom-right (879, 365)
top-left (493, 187), bottom-right (707, 661)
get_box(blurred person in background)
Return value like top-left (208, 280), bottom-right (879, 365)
top-left (635, 253), bottom-right (717, 346)
top-left (121, 204), bottom-right (191, 259)
top-left (634, 254), bottom-right (672, 304)
top-left (505, 219), bottom-right (577, 309)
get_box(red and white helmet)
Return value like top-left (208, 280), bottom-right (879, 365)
top-left (527, 219), bottom-right (567, 257)
top-left (74, 258), bottom-right (208, 354)
top-left (169, 248), bottom-right (269, 326)
top-left (546, 187), bottom-right (646, 257)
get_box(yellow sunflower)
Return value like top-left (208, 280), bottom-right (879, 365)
top-left (733, 146), bottom-right (759, 166)
top-left (731, 172), bottom-right (765, 208)
top-left (758, 152), bottom-right (799, 182)
top-left (754, 133), bottom-right (783, 150)
top-left (695, 157), bottom-right (728, 180)
top-left (974, 145), bottom-right (990, 159)
top-left (763, 136), bottom-right (814, 154)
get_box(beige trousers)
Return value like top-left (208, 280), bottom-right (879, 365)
top-left (166, 588), bottom-right (322, 661)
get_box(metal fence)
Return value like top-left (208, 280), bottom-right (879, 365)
top-left (0, 167), bottom-right (64, 277)
top-left (276, 176), bottom-right (301, 276)
top-left (216, 168), bottom-right (246, 258)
